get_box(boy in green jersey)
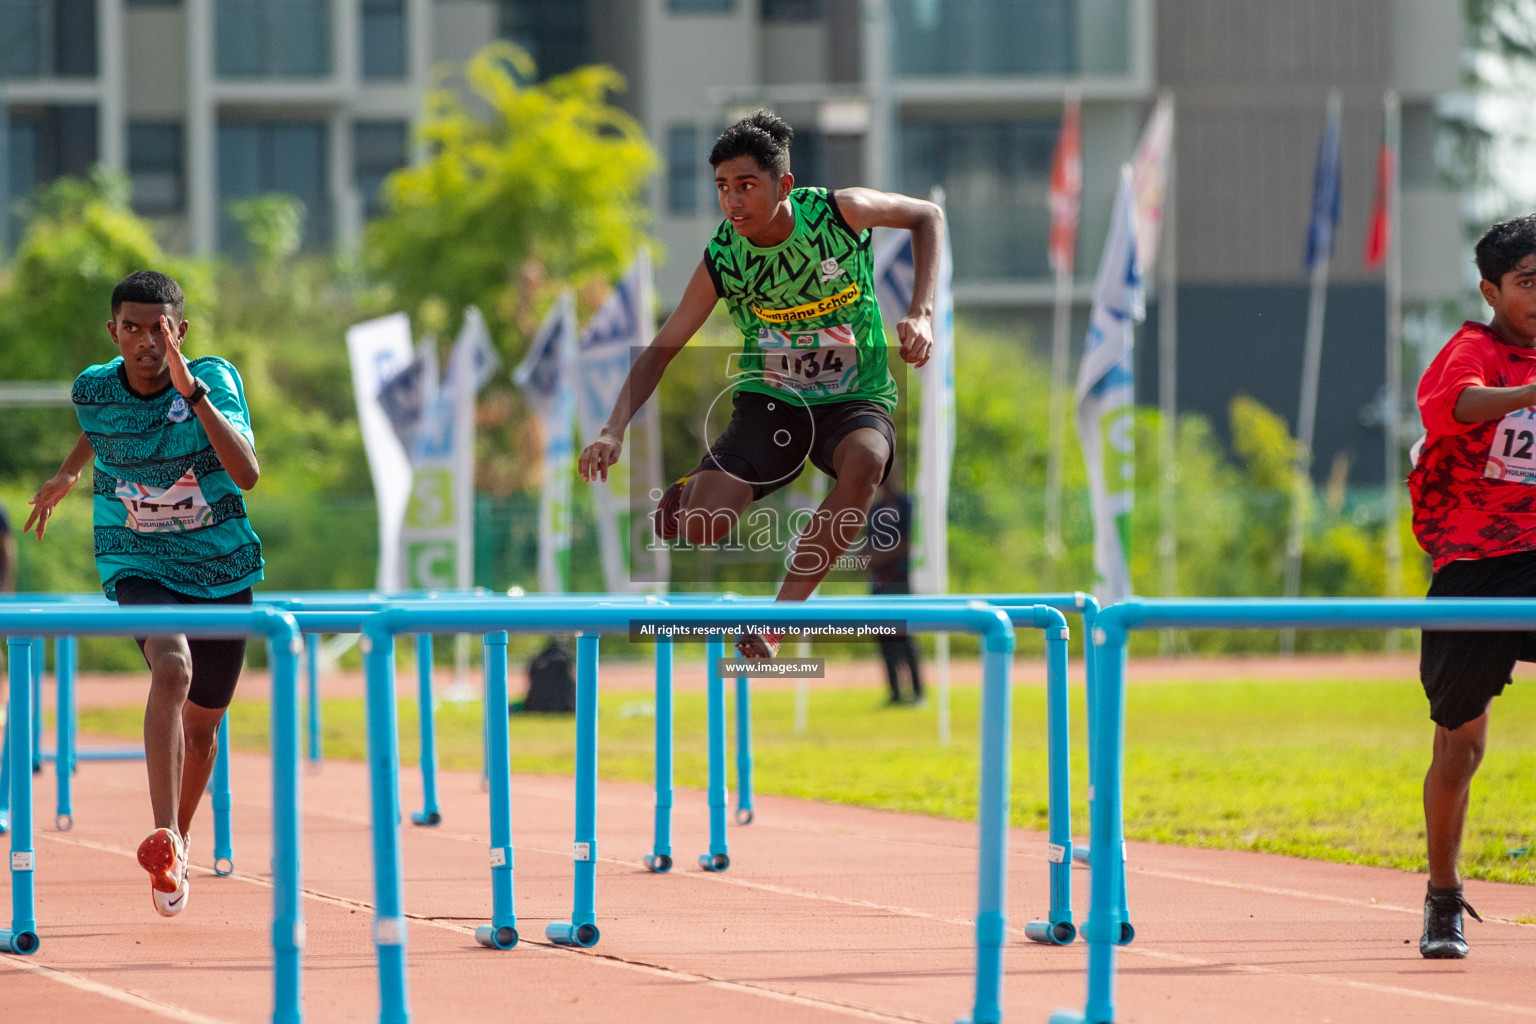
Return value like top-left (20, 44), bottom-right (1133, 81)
top-left (578, 111), bottom-right (942, 657)
top-left (25, 270), bottom-right (263, 917)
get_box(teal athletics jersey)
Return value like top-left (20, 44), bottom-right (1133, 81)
top-left (704, 187), bottom-right (899, 411)
top-left (72, 356), bottom-right (264, 599)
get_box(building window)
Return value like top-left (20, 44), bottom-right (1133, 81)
top-left (0, 0), bottom-right (96, 78)
top-left (761, 0), bottom-right (820, 21)
top-left (216, 0), bottom-right (331, 77)
top-left (217, 119), bottom-right (329, 252)
top-left (667, 125), bottom-right (701, 213)
top-left (361, 0), bottom-right (406, 79)
top-left (892, 0), bottom-right (1129, 77)
top-left (669, 0), bottom-right (734, 12)
top-left (128, 121), bottom-right (185, 217)
top-left (500, 0), bottom-right (589, 79)
top-left (901, 117), bottom-right (1057, 279)
top-left (354, 120), bottom-right (408, 219)
top-left (3, 104), bottom-right (97, 247)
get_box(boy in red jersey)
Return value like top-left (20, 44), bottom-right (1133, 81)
top-left (1408, 213), bottom-right (1536, 958)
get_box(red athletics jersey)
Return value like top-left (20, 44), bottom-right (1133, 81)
top-left (1409, 321), bottom-right (1536, 570)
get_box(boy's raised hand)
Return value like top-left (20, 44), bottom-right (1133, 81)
top-left (162, 315), bottom-right (194, 396)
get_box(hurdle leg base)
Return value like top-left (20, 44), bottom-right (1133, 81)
top-left (698, 852), bottom-right (729, 873)
top-left (474, 924), bottom-right (518, 949)
top-left (644, 853), bottom-right (672, 873)
top-left (0, 929), bottom-right (40, 955)
top-left (545, 921), bottom-right (600, 947)
top-left (1024, 919), bottom-right (1077, 945)
top-left (410, 810), bottom-right (442, 827)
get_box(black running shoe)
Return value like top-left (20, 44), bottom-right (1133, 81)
top-left (654, 475), bottom-right (692, 540)
top-left (1420, 883), bottom-right (1481, 959)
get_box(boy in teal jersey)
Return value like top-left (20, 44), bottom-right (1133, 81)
top-left (579, 111), bottom-right (942, 657)
top-left (25, 270), bottom-right (263, 918)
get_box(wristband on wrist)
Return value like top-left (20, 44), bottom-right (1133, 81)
top-left (184, 377), bottom-right (210, 408)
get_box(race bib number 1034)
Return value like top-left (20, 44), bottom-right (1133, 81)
top-left (757, 324), bottom-right (859, 396)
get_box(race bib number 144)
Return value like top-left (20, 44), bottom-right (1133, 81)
top-left (757, 324), bottom-right (859, 396)
top-left (1485, 406), bottom-right (1536, 484)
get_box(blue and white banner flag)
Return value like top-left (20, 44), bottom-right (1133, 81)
top-left (515, 292), bottom-right (577, 593)
top-left (402, 307), bottom-right (493, 591)
top-left (576, 248), bottom-right (668, 591)
top-left (872, 188), bottom-right (954, 595)
top-left (346, 312), bottom-right (416, 592)
top-left (1075, 165), bottom-right (1144, 605)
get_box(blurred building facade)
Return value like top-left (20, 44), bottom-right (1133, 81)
top-left (2, 0), bottom-right (1466, 482)
top-left (0, 0), bottom-right (495, 253)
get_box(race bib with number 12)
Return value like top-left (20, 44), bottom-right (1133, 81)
top-left (1485, 405), bottom-right (1536, 484)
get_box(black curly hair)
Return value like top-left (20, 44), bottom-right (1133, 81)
top-left (709, 110), bottom-right (794, 179)
top-left (1474, 214), bottom-right (1536, 284)
top-left (111, 270), bottom-right (185, 316)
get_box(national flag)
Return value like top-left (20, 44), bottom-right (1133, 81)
top-left (1048, 95), bottom-right (1083, 276)
top-left (1131, 95), bottom-right (1174, 276)
top-left (1363, 98), bottom-right (1396, 271)
top-left (1075, 166), bottom-right (1143, 605)
top-left (1304, 95), bottom-right (1344, 271)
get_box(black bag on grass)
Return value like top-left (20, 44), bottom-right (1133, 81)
top-left (516, 639), bottom-right (575, 714)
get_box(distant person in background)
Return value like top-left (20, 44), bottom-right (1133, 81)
top-left (866, 477), bottom-right (923, 706)
top-left (0, 502), bottom-right (15, 593)
top-left (1408, 214), bottom-right (1536, 959)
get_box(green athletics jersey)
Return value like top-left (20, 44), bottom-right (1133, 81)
top-left (704, 187), bottom-right (898, 411)
top-left (72, 355), bottom-right (264, 600)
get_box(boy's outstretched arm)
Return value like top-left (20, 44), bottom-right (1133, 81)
top-left (25, 432), bottom-right (95, 539)
top-left (834, 187), bottom-right (944, 368)
top-left (1453, 382), bottom-right (1536, 424)
top-left (578, 259), bottom-right (719, 483)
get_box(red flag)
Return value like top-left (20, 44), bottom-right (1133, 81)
top-left (1048, 96), bottom-right (1083, 276)
top-left (1363, 111), bottom-right (1395, 270)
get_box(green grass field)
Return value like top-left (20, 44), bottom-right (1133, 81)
top-left (79, 674), bottom-right (1536, 884)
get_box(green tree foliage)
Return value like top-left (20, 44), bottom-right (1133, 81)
top-left (0, 169), bottom-right (209, 481)
top-left (366, 42), bottom-right (658, 347)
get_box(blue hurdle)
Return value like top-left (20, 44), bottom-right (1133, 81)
top-left (0, 605), bottom-right (304, 1024)
top-left (356, 597), bottom-right (1048, 1024)
top-left (1051, 597), bottom-right (1536, 1024)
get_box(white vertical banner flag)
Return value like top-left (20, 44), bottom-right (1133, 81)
top-left (1075, 166), bottom-right (1144, 606)
top-left (514, 290), bottom-right (578, 593)
top-left (872, 187), bottom-right (954, 596)
top-left (576, 249), bottom-right (668, 592)
top-left (448, 308), bottom-right (497, 591)
top-left (346, 312), bottom-right (416, 592)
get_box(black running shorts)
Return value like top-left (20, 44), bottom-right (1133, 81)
top-left (1419, 549), bottom-right (1536, 730)
top-left (702, 390), bottom-right (896, 500)
top-left (116, 576), bottom-right (253, 710)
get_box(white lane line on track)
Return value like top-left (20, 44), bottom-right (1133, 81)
top-left (0, 954), bottom-right (239, 1024)
top-left (35, 831), bottom-right (941, 1024)
top-left (1114, 943), bottom-right (1536, 1018)
top-left (1128, 864), bottom-right (1536, 925)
